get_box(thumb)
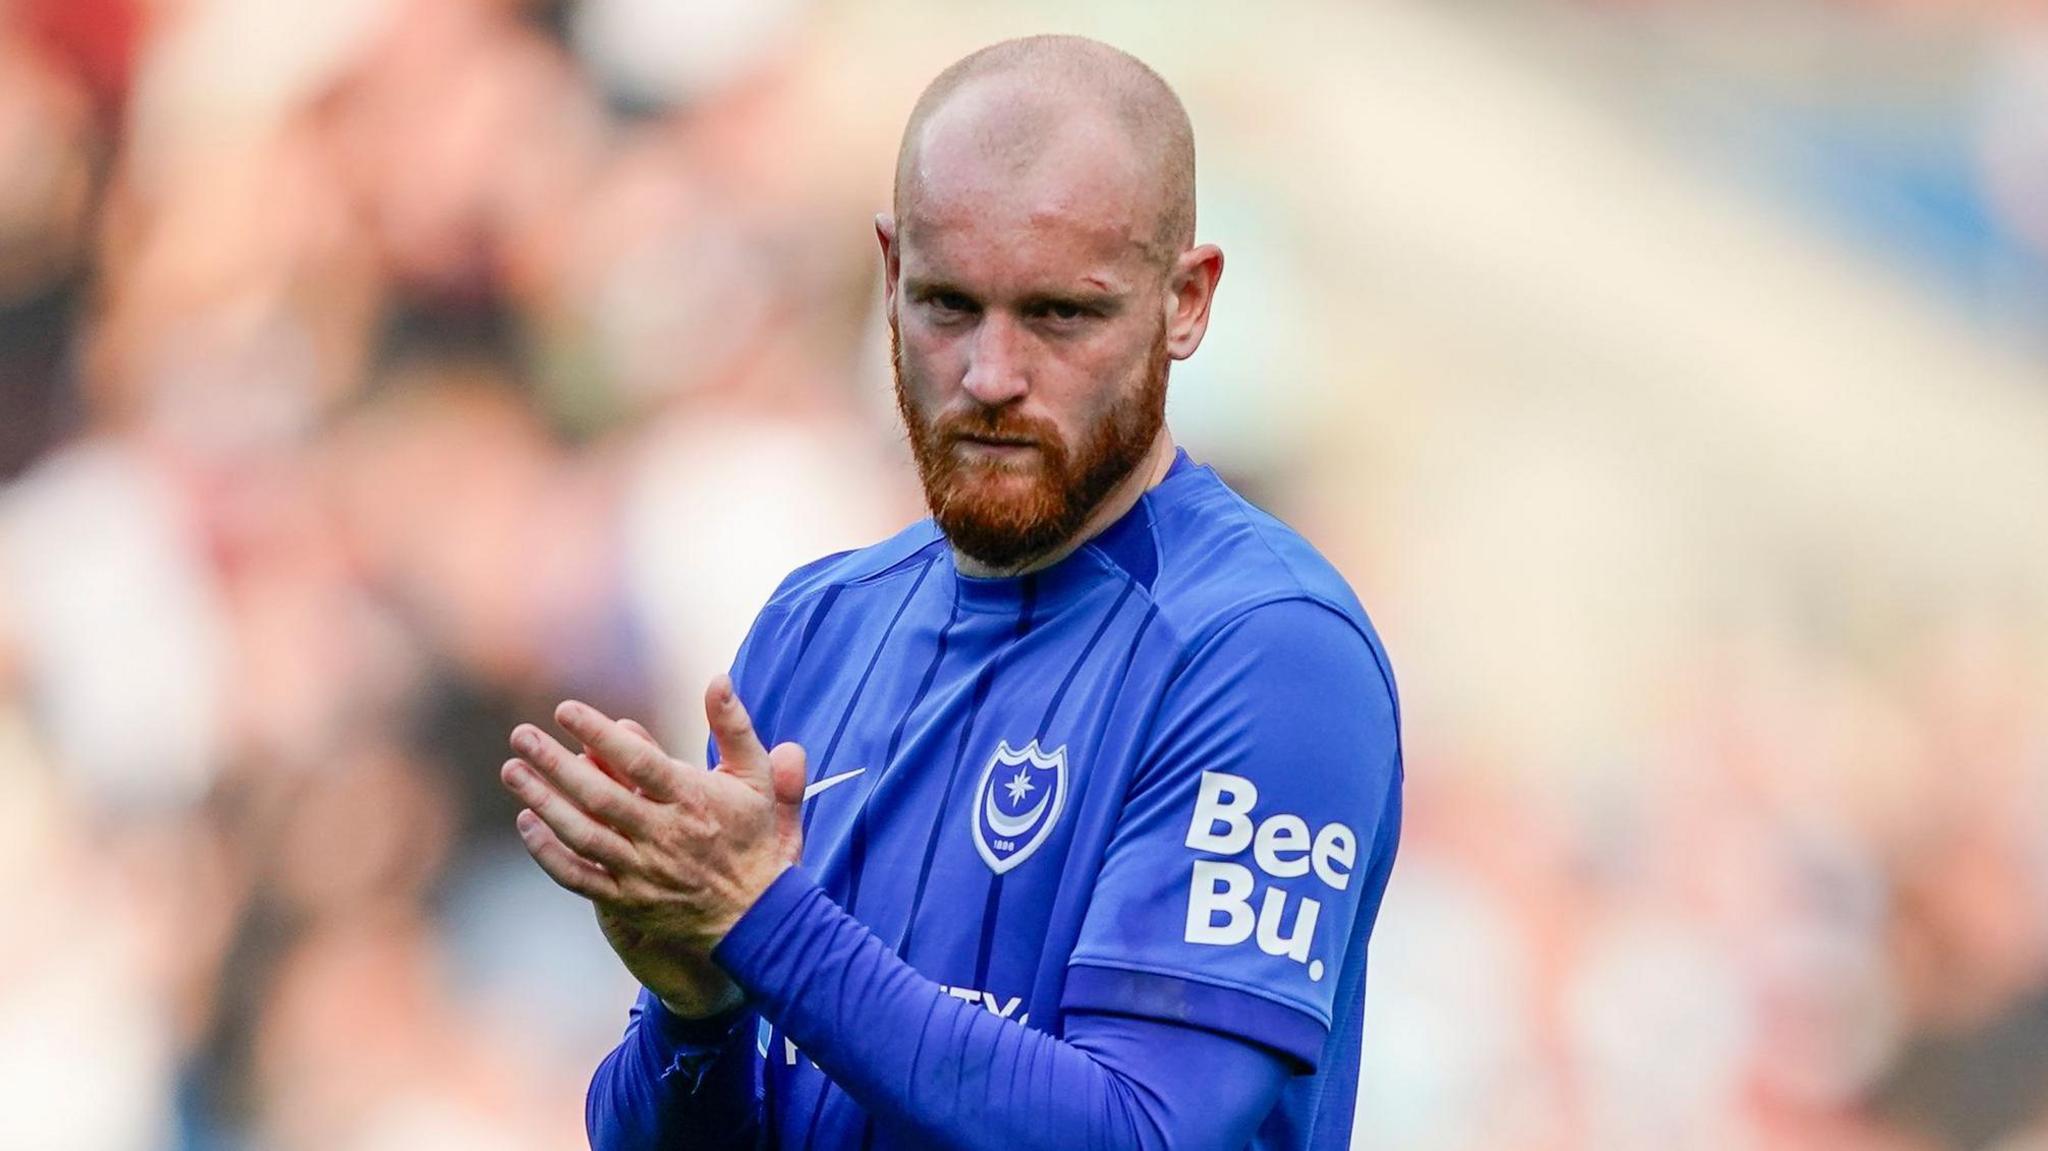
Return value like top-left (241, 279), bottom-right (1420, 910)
top-left (768, 741), bottom-right (806, 861)
top-left (705, 674), bottom-right (771, 793)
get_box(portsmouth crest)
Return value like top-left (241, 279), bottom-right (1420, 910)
top-left (971, 740), bottom-right (1068, 874)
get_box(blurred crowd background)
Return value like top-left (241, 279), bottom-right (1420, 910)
top-left (1, 0), bottom-right (2046, 1148)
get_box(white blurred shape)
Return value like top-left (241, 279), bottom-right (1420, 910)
top-left (1566, 913), bottom-right (1756, 1151)
top-left (1166, 177), bottom-right (1316, 485)
top-left (1977, 27), bottom-right (2048, 263)
top-left (128, 0), bottom-right (397, 185)
top-left (1355, 857), bottom-right (1547, 1151)
top-left (623, 414), bottom-right (898, 756)
top-left (0, 891), bottom-right (174, 1150)
top-left (0, 442), bottom-right (230, 812)
top-left (571, 0), bottom-right (810, 107)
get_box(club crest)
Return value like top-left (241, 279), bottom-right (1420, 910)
top-left (971, 740), bottom-right (1068, 874)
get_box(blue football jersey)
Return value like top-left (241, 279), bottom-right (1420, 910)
top-left (714, 451), bottom-right (1403, 1150)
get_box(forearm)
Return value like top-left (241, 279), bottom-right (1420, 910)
top-left (587, 990), bottom-right (759, 1151)
top-left (714, 869), bottom-right (1291, 1151)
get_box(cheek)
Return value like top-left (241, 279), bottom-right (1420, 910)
top-left (899, 322), bottom-right (966, 396)
top-left (1050, 328), bottom-right (1152, 420)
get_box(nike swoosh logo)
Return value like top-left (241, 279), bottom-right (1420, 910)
top-left (803, 768), bottom-right (867, 802)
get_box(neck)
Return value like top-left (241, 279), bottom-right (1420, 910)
top-left (951, 430), bottom-right (1179, 579)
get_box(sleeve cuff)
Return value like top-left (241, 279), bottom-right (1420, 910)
top-left (626, 986), bottom-right (753, 1095)
top-left (1061, 963), bottom-right (1329, 1073)
top-left (711, 864), bottom-right (824, 994)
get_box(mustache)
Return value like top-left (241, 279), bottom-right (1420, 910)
top-left (932, 406), bottom-right (1060, 447)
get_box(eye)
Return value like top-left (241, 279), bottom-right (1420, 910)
top-left (929, 291), bottom-right (976, 315)
top-left (1031, 298), bottom-right (1104, 327)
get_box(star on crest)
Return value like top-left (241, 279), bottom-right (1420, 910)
top-left (1003, 767), bottom-right (1035, 805)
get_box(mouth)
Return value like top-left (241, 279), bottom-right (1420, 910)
top-left (953, 434), bottom-right (1040, 454)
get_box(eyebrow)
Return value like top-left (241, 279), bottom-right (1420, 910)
top-left (901, 275), bottom-right (964, 298)
top-left (1018, 288), bottom-right (1123, 314)
top-left (903, 276), bottom-right (1126, 310)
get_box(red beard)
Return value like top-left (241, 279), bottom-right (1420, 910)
top-left (893, 325), bottom-right (1169, 571)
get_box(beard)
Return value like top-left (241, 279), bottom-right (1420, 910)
top-left (893, 324), bottom-right (1169, 572)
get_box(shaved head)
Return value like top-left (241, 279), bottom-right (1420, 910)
top-left (880, 36), bottom-right (1221, 575)
top-left (894, 35), bottom-right (1197, 266)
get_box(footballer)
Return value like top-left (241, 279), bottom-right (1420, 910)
top-left (500, 34), bottom-right (1403, 1151)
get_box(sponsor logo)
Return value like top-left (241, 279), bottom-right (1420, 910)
top-left (1182, 770), bottom-right (1356, 982)
top-left (938, 983), bottom-right (1027, 1024)
top-left (971, 740), bottom-right (1068, 874)
top-left (759, 985), bottom-right (1023, 1066)
top-left (802, 767), bottom-right (866, 801)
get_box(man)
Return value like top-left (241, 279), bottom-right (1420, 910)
top-left (500, 34), bottom-right (1402, 1151)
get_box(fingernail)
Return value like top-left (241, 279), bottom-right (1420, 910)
top-left (516, 810), bottom-right (538, 836)
top-left (513, 728), bottom-right (538, 755)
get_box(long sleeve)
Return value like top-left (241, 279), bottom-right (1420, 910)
top-left (586, 989), bottom-right (759, 1151)
top-left (711, 868), bottom-right (1295, 1151)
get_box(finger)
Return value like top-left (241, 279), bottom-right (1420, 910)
top-left (587, 718), bottom-right (661, 796)
top-left (768, 741), bottom-right (806, 860)
top-left (501, 756), bottom-right (639, 871)
top-left (705, 675), bottom-right (771, 791)
top-left (511, 723), bottom-right (653, 831)
top-left (514, 809), bottom-right (622, 901)
top-left (555, 700), bottom-right (686, 802)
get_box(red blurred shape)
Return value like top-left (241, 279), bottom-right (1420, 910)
top-left (18, 0), bottom-right (144, 121)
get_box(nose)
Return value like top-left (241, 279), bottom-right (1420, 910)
top-left (959, 314), bottom-right (1029, 407)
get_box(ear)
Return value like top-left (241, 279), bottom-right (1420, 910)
top-left (1163, 243), bottom-right (1224, 361)
top-left (876, 213), bottom-right (901, 322)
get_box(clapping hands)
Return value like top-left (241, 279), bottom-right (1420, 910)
top-left (499, 676), bottom-right (807, 1015)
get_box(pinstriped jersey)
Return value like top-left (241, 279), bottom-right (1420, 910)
top-left (711, 451), bottom-right (1403, 1150)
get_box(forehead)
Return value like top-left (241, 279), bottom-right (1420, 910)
top-left (899, 86), bottom-right (1159, 290)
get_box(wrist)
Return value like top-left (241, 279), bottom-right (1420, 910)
top-left (710, 865), bottom-right (821, 995)
top-left (703, 859), bottom-right (796, 949)
top-left (656, 979), bottom-right (745, 1022)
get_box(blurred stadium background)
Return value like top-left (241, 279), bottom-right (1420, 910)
top-left (2, 0), bottom-right (2046, 1148)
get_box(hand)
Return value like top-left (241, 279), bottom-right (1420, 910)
top-left (595, 720), bottom-right (741, 1019)
top-left (499, 676), bottom-right (807, 1013)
